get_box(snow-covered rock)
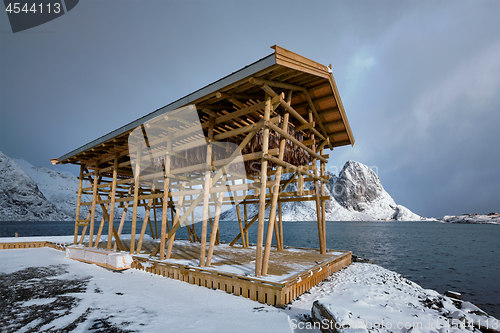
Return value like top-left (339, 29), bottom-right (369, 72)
top-left (0, 151), bottom-right (68, 221)
top-left (439, 213), bottom-right (499, 224)
top-left (303, 263), bottom-right (496, 333)
top-left (14, 157), bottom-right (90, 219)
top-left (1, 151), bottom-right (144, 221)
top-left (221, 160), bottom-right (421, 222)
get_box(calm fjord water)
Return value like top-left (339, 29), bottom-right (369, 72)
top-left (1, 220), bottom-right (498, 317)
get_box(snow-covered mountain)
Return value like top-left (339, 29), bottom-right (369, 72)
top-left (1, 150), bottom-right (419, 222)
top-left (13, 157), bottom-right (88, 219)
top-left (220, 160), bottom-right (421, 221)
top-left (0, 151), bottom-right (144, 221)
top-left (0, 151), bottom-right (68, 221)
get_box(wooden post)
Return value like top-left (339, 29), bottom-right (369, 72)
top-left (262, 112), bottom-right (289, 275)
top-left (94, 203), bottom-right (109, 246)
top-left (74, 165), bottom-right (84, 245)
top-left (229, 178), bottom-right (245, 248)
top-left (278, 200), bottom-right (284, 250)
top-left (166, 181), bottom-right (187, 259)
top-left (130, 145), bottom-right (142, 254)
top-left (199, 116), bottom-right (214, 266)
top-left (255, 95), bottom-right (271, 276)
top-left (150, 128), bottom-right (259, 258)
top-left (107, 153), bottom-right (118, 250)
top-left (160, 134), bottom-right (172, 260)
top-left (88, 161), bottom-right (99, 248)
top-left (244, 201), bottom-right (249, 247)
top-left (147, 213), bottom-right (155, 239)
top-left (153, 199), bottom-right (158, 239)
top-left (191, 211), bottom-right (197, 241)
top-left (320, 148), bottom-right (327, 250)
top-left (114, 186), bottom-right (132, 251)
top-left (79, 210), bottom-right (91, 245)
top-left (236, 203), bottom-right (246, 247)
top-left (136, 183), bottom-right (156, 254)
top-left (309, 110), bottom-right (326, 254)
top-left (206, 174), bottom-right (227, 266)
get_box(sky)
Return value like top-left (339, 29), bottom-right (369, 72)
top-left (1, 0), bottom-right (499, 218)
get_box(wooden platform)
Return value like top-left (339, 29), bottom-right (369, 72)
top-left (0, 241), bottom-right (66, 251)
top-left (129, 240), bottom-right (352, 307)
top-left (0, 239), bottom-right (351, 307)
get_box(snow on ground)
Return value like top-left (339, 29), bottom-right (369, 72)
top-left (1, 239), bottom-right (497, 333)
top-left (0, 247), bottom-right (292, 333)
top-left (286, 263), bottom-right (498, 333)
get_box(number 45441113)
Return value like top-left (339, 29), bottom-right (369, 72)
top-left (5, 2), bottom-right (61, 14)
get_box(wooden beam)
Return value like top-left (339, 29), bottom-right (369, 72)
top-left (262, 111), bottom-right (289, 275)
top-left (206, 174), bottom-right (227, 266)
top-left (166, 181), bottom-right (186, 259)
top-left (74, 165), bottom-right (84, 245)
top-left (320, 148), bottom-right (327, 252)
top-left (254, 95), bottom-right (271, 276)
top-left (159, 134), bottom-right (172, 260)
top-left (136, 183), bottom-right (156, 254)
top-left (295, 122), bottom-right (314, 132)
top-left (265, 121), bottom-right (328, 163)
top-left (150, 129), bottom-right (259, 257)
top-left (107, 154), bottom-right (118, 251)
top-left (94, 203), bottom-right (109, 246)
top-left (309, 110), bottom-right (326, 254)
top-left (278, 201), bottom-right (283, 250)
top-left (114, 186), bottom-right (132, 251)
top-left (249, 77), bottom-right (306, 92)
top-left (88, 162), bottom-right (99, 247)
top-left (130, 146), bottom-right (141, 254)
top-left (200, 116), bottom-right (214, 266)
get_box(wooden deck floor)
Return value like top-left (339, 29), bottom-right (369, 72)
top-left (1, 239), bottom-right (352, 307)
top-left (89, 239), bottom-right (347, 280)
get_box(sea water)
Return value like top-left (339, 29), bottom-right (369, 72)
top-left (1, 220), bottom-right (498, 317)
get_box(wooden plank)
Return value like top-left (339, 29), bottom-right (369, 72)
top-left (249, 77), bottom-right (306, 92)
top-left (211, 100), bottom-right (266, 125)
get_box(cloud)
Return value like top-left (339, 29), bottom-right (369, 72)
top-left (411, 40), bottom-right (500, 135)
top-left (344, 50), bottom-right (376, 97)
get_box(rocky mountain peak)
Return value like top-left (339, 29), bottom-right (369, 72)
top-left (334, 160), bottom-right (390, 212)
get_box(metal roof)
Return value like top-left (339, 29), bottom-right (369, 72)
top-left (52, 46), bottom-right (354, 165)
top-left (54, 53), bottom-right (276, 164)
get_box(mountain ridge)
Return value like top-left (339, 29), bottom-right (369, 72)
top-left (0, 151), bottom-right (421, 221)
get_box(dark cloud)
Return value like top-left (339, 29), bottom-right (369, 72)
top-left (1, 0), bottom-right (498, 217)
